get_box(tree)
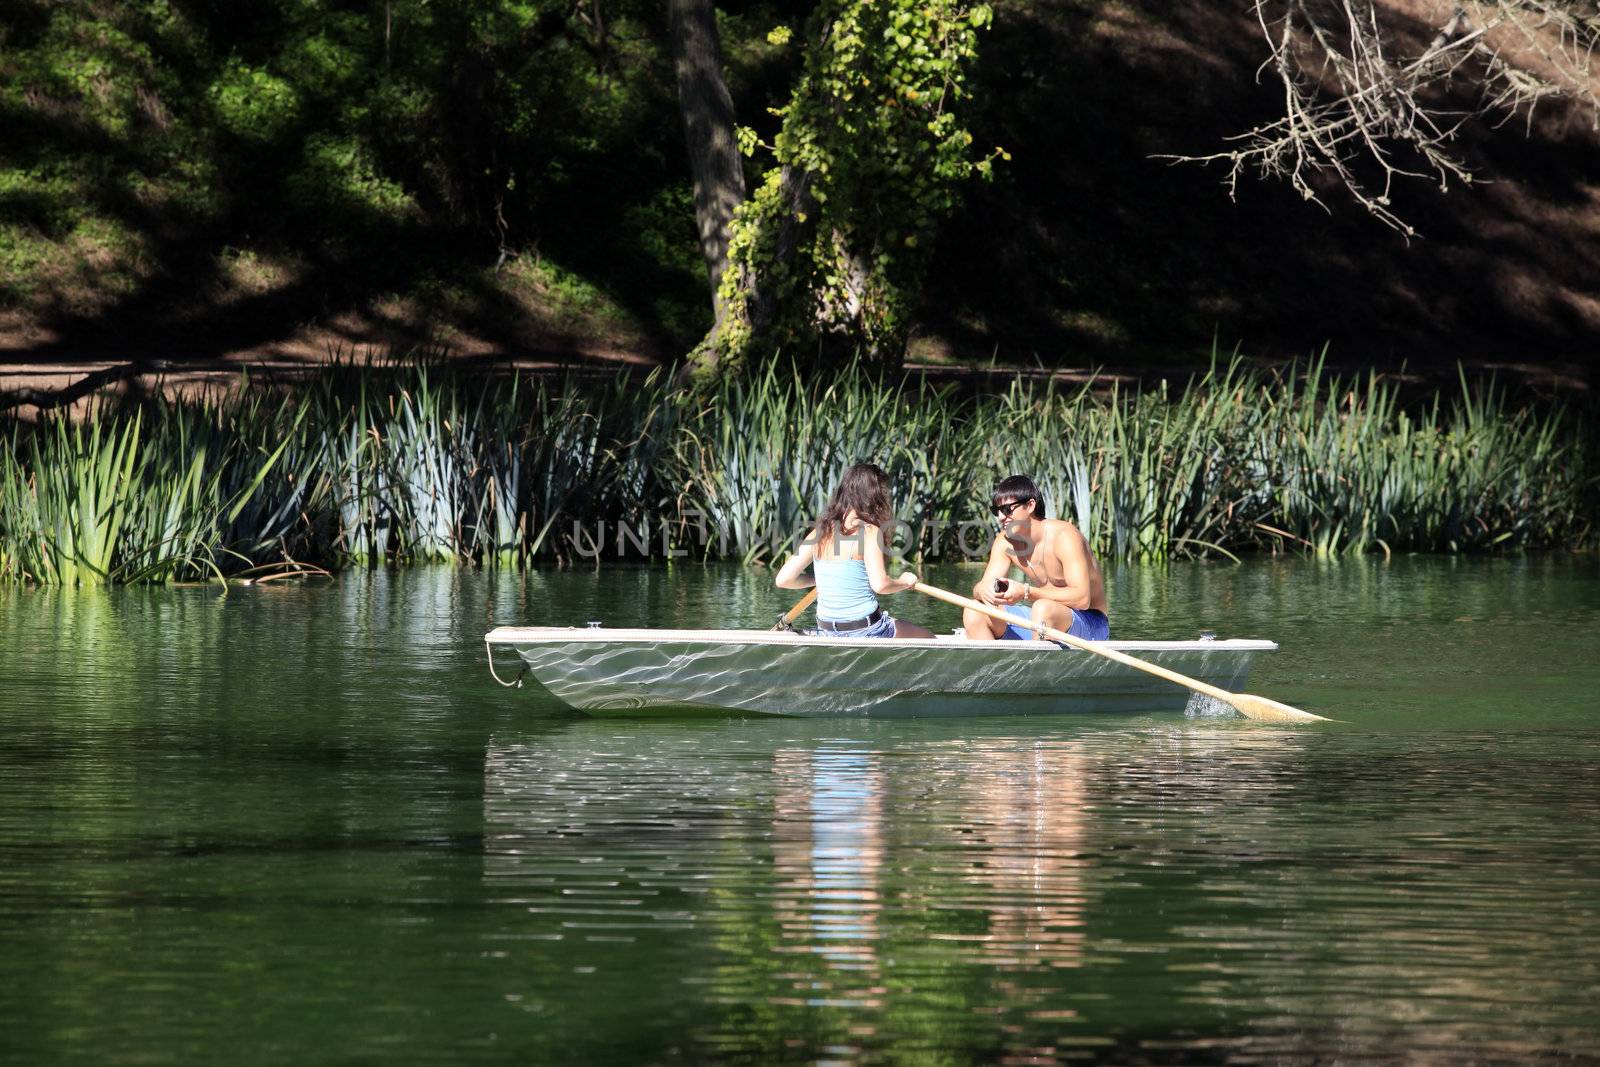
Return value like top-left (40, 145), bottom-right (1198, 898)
top-left (668, 0), bottom-right (747, 340)
top-left (1169, 1), bottom-right (1600, 236)
top-left (673, 0), bottom-right (1000, 375)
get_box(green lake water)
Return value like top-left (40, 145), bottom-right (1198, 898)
top-left (2, 557), bottom-right (1598, 1063)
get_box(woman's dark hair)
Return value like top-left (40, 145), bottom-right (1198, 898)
top-left (991, 474), bottom-right (1046, 519)
top-left (816, 462), bottom-right (894, 546)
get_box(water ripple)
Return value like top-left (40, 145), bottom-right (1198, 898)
top-left (2, 560), bottom-right (1598, 1062)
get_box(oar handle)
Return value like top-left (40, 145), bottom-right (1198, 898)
top-left (773, 587), bottom-right (819, 631)
top-left (911, 582), bottom-right (1236, 702)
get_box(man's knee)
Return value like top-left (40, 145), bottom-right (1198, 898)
top-left (1031, 600), bottom-right (1070, 625)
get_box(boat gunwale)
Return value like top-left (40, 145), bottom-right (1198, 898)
top-left (484, 626), bottom-right (1278, 654)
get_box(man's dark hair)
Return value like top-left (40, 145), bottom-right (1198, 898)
top-left (991, 474), bottom-right (1046, 519)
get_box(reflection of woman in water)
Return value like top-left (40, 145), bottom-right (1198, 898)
top-left (774, 462), bottom-right (933, 638)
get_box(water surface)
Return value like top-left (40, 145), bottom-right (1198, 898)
top-left (2, 557), bottom-right (1598, 1063)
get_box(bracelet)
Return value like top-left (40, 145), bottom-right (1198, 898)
top-left (1022, 582), bottom-right (1031, 602)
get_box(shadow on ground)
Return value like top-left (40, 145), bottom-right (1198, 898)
top-left (922, 0), bottom-right (1600, 386)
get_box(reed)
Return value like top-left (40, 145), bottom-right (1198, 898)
top-left (215, 384), bottom-right (331, 564)
top-left (0, 356), bottom-right (1592, 583)
top-left (292, 360), bottom-right (666, 567)
top-left (0, 396), bottom-right (296, 585)
top-left (0, 410), bottom-right (141, 585)
top-left (667, 364), bottom-right (989, 563)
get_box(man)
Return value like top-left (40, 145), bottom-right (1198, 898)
top-left (964, 474), bottom-right (1111, 641)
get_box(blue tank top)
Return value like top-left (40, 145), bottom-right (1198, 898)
top-left (814, 558), bottom-right (879, 622)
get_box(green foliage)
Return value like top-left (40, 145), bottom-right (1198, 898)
top-left (666, 363), bottom-right (979, 563)
top-left (715, 0), bottom-right (1000, 366)
top-left (1, 359), bottom-right (1592, 584)
top-left (7, 9), bottom-right (170, 139)
top-left (286, 133), bottom-right (416, 224)
top-left (975, 358), bottom-right (1598, 561)
top-left (0, 0), bottom-right (706, 341)
top-left (208, 59), bottom-right (300, 142)
top-left (0, 412), bottom-right (141, 585)
top-left (0, 400), bottom-right (293, 585)
top-left (1, 0), bottom-right (998, 354)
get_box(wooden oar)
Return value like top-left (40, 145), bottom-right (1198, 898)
top-left (912, 581), bottom-right (1328, 723)
top-left (772, 587), bottom-right (819, 631)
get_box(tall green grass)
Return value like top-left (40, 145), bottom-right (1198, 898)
top-left (0, 399), bottom-right (295, 585)
top-left (667, 364), bottom-right (986, 563)
top-left (0, 358), bottom-right (1592, 584)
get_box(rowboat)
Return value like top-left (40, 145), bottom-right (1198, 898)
top-left (484, 626), bottom-right (1277, 717)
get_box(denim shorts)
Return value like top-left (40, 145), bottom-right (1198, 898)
top-left (821, 612), bottom-right (898, 639)
top-left (999, 603), bottom-right (1110, 641)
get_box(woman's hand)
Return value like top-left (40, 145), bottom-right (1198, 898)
top-left (896, 570), bottom-right (920, 592)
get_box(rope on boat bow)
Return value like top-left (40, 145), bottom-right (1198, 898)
top-left (484, 637), bottom-right (528, 688)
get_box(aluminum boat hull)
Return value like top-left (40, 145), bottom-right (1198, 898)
top-left (485, 627), bottom-right (1277, 717)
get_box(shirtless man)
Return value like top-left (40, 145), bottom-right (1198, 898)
top-left (963, 474), bottom-right (1111, 641)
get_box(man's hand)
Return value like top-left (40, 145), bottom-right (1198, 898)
top-left (977, 578), bottom-right (1025, 606)
top-left (993, 580), bottom-right (1026, 606)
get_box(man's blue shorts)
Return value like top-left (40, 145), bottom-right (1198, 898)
top-left (999, 603), bottom-right (1111, 642)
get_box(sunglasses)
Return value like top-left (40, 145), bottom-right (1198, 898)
top-left (991, 498), bottom-right (1031, 519)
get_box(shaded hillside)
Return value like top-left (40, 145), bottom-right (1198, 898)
top-left (924, 0), bottom-right (1600, 382)
top-left (0, 0), bottom-right (731, 364)
top-left (2, 0), bottom-right (1596, 383)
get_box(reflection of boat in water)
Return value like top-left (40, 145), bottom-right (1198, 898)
top-left (484, 627), bottom-right (1275, 716)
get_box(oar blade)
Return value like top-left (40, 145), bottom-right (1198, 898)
top-left (910, 581), bottom-right (1332, 726)
top-left (1228, 693), bottom-right (1329, 723)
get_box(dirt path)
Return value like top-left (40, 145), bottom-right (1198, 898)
top-left (3, 342), bottom-right (1587, 422)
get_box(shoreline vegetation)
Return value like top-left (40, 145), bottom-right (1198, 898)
top-left (6, 2), bottom-right (1599, 379)
top-left (1, 358), bottom-right (1594, 586)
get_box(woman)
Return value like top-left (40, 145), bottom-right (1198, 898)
top-left (774, 463), bottom-right (935, 639)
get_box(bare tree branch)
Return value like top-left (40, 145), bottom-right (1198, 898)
top-left (1159, 1), bottom-right (1600, 237)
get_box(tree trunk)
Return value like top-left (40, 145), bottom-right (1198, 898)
top-left (668, 0), bottom-right (745, 337)
top-left (748, 164), bottom-right (813, 339)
